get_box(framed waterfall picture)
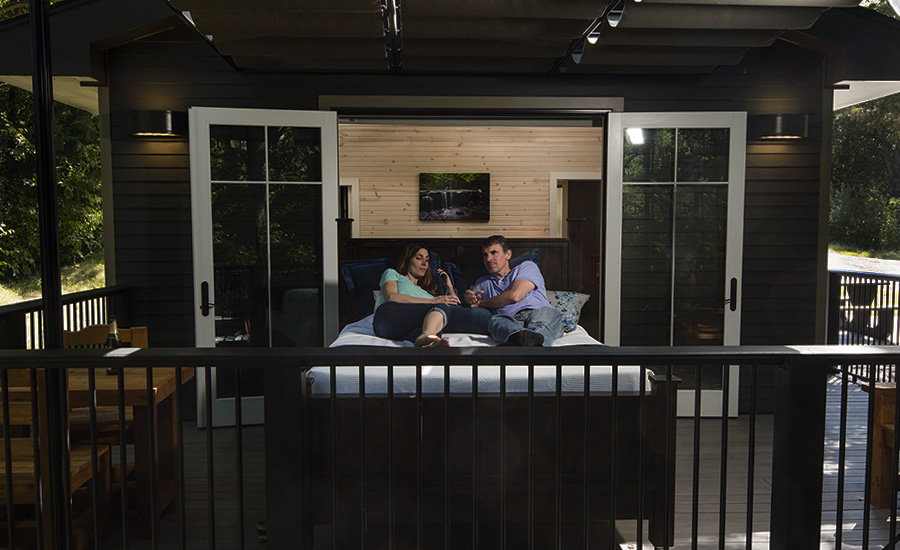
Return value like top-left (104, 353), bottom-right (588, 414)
top-left (419, 172), bottom-right (490, 221)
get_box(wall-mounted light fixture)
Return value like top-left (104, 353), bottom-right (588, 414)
top-left (127, 110), bottom-right (187, 138)
top-left (748, 113), bottom-right (808, 140)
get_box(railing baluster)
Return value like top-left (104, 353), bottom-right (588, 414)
top-left (175, 366), bottom-right (186, 550)
top-left (609, 363), bottom-right (618, 550)
top-left (864, 363), bottom-right (874, 549)
top-left (527, 363), bottom-right (534, 550)
top-left (88, 366), bottom-right (101, 550)
top-left (692, 364), bottom-right (702, 550)
top-left (388, 364), bottom-right (394, 550)
top-left (359, 364), bottom-right (367, 550)
top-left (582, 363), bottom-right (590, 550)
top-left (636, 364), bottom-right (646, 549)
top-left (500, 364), bottom-right (507, 550)
top-left (234, 367), bottom-right (245, 550)
top-left (205, 366), bottom-right (216, 550)
top-left (330, 364), bottom-right (337, 550)
top-left (554, 363), bottom-right (561, 550)
top-left (415, 365), bottom-right (422, 550)
top-left (835, 367), bottom-right (848, 549)
top-left (443, 363), bottom-right (449, 550)
top-left (146, 366), bottom-right (159, 550)
top-left (472, 363), bottom-right (478, 550)
top-left (745, 364), bottom-right (757, 550)
top-left (718, 364), bottom-right (730, 550)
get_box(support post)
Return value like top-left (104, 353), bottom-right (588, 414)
top-left (29, 0), bottom-right (70, 547)
top-left (770, 358), bottom-right (827, 550)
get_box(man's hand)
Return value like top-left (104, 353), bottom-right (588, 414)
top-left (464, 289), bottom-right (484, 307)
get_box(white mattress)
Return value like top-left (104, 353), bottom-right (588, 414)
top-left (308, 315), bottom-right (647, 395)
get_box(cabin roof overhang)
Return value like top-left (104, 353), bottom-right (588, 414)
top-left (1, 0), bottom-right (900, 113)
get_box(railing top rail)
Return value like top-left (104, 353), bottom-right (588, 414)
top-left (829, 269), bottom-right (900, 283)
top-left (1, 344), bottom-right (898, 369)
top-left (0, 285), bottom-right (133, 315)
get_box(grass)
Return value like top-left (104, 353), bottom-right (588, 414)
top-left (0, 252), bottom-right (106, 306)
top-left (830, 243), bottom-right (900, 261)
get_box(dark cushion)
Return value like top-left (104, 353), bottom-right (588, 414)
top-left (445, 249), bottom-right (539, 294)
top-left (340, 251), bottom-right (446, 319)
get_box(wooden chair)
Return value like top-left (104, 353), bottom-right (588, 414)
top-left (0, 368), bottom-right (112, 549)
top-left (862, 381), bottom-right (900, 508)
top-left (62, 325), bottom-right (147, 481)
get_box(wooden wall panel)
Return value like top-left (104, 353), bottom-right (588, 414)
top-left (339, 125), bottom-right (603, 238)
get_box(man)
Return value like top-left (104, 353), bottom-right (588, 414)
top-left (464, 235), bottom-right (563, 347)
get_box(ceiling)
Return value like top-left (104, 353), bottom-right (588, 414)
top-left (166, 0), bottom-right (861, 75)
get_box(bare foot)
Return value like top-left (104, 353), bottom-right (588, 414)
top-left (415, 334), bottom-right (450, 347)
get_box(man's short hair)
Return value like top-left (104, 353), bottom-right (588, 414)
top-left (482, 235), bottom-right (510, 252)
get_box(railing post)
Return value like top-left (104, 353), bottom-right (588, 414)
top-left (827, 271), bottom-right (841, 344)
top-left (770, 357), bottom-right (827, 550)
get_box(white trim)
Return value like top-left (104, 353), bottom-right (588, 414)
top-left (319, 95), bottom-right (624, 113)
top-left (605, 111), bottom-right (746, 417)
top-left (189, 107), bottom-right (340, 426)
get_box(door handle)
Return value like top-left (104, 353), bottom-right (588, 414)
top-left (723, 277), bottom-right (738, 312)
top-left (201, 281), bottom-right (215, 316)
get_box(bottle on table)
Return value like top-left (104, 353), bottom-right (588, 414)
top-left (106, 319), bottom-right (120, 374)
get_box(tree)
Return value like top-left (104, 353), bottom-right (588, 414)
top-left (0, 84), bottom-right (102, 282)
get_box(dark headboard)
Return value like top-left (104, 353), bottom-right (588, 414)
top-left (337, 219), bottom-right (586, 327)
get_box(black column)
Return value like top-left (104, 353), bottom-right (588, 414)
top-left (29, 0), bottom-right (70, 547)
top-left (770, 358), bottom-right (827, 550)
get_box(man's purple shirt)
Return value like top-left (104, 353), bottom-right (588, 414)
top-left (473, 260), bottom-right (551, 317)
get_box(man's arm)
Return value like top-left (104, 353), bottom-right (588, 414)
top-left (473, 279), bottom-right (535, 309)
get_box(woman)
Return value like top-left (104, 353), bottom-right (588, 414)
top-left (373, 243), bottom-right (492, 347)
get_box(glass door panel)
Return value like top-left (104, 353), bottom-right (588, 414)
top-left (606, 112), bottom-right (745, 417)
top-left (192, 108), bottom-right (338, 427)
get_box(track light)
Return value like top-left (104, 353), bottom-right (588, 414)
top-left (586, 29), bottom-right (601, 44)
top-left (607, 0), bottom-right (626, 28)
top-left (572, 44), bottom-right (584, 64)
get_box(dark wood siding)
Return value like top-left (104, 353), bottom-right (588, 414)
top-left (106, 29), bottom-right (827, 410)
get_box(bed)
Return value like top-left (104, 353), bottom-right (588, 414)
top-left (282, 225), bottom-right (678, 549)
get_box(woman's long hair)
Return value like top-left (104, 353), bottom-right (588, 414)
top-left (396, 242), bottom-right (438, 296)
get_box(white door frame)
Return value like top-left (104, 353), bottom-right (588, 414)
top-left (605, 112), bottom-right (746, 417)
top-left (189, 106), bottom-right (340, 427)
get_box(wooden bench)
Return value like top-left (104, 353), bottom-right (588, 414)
top-left (862, 381), bottom-right (900, 508)
top-left (0, 369), bottom-right (112, 549)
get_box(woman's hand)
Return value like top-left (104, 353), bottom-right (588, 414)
top-left (436, 268), bottom-right (454, 292)
top-left (433, 294), bottom-right (460, 306)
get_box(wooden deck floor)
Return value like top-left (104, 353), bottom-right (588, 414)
top-left (96, 375), bottom-right (897, 550)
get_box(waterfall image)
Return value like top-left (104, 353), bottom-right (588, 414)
top-left (419, 172), bottom-right (490, 221)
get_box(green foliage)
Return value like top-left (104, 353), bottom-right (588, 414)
top-left (0, 85), bottom-right (102, 282)
top-left (830, 92), bottom-right (900, 252)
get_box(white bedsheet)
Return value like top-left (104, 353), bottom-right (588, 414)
top-left (308, 315), bottom-right (647, 395)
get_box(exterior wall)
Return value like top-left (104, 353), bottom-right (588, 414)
top-left (105, 24), bottom-right (827, 409)
top-left (339, 124), bottom-right (603, 238)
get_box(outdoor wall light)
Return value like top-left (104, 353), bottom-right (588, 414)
top-left (748, 113), bottom-right (808, 140)
top-left (127, 110), bottom-right (187, 138)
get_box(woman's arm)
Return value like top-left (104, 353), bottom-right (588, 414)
top-left (437, 268), bottom-right (457, 297)
top-left (382, 280), bottom-right (459, 305)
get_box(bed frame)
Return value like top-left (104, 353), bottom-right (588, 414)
top-left (264, 220), bottom-right (677, 548)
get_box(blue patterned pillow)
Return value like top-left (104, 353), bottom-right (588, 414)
top-left (546, 290), bottom-right (589, 332)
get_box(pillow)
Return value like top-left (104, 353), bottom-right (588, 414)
top-left (546, 290), bottom-right (589, 332)
top-left (339, 251), bottom-right (446, 319)
top-left (447, 249), bottom-right (540, 292)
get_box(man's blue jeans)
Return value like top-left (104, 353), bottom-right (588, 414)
top-left (488, 306), bottom-right (563, 347)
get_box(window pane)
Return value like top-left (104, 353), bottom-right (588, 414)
top-left (268, 126), bottom-right (322, 182)
top-left (677, 128), bottom-right (730, 182)
top-left (620, 184), bottom-right (673, 345)
top-left (269, 184), bottom-right (324, 346)
top-left (672, 184), bottom-right (728, 346)
top-left (210, 125), bottom-right (266, 181)
top-left (623, 128), bottom-right (675, 183)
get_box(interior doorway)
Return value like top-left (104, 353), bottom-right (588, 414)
top-left (554, 173), bottom-right (604, 340)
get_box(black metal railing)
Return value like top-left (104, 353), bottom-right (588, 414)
top-left (828, 270), bottom-right (900, 382)
top-left (0, 286), bottom-right (132, 349)
top-left (0, 345), bottom-right (898, 550)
